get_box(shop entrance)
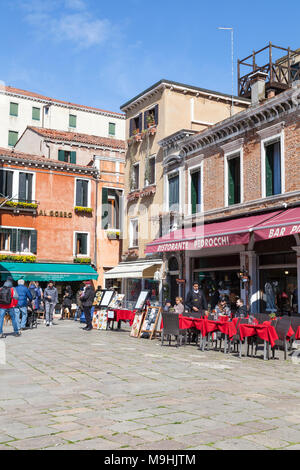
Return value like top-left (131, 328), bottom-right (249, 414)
top-left (259, 268), bottom-right (297, 315)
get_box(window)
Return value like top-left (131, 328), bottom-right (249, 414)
top-left (145, 156), bottom-right (155, 186)
top-left (265, 140), bottom-right (281, 197)
top-left (0, 228), bottom-right (37, 254)
top-left (69, 114), bottom-right (77, 128)
top-left (129, 114), bottom-right (142, 137)
top-left (130, 219), bottom-right (138, 247)
top-left (58, 150), bottom-right (76, 164)
top-left (227, 155), bottom-right (241, 205)
top-left (32, 107), bottom-right (41, 121)
top-left (10, 102), bottom-right (18, 117)
top-left (0, 170), bottom-right (13, 198)
top-left (8, 131), bottom-right (18, 147)
top-left (101, 188), bottom-right (123, 230)
top-left (190, 168), bottom-right (201, 214)
top-left (109, 122), bottom-right (116, 136)
top-left (18, 172), bottom-right (33, 202)
top-left (75, 179), bottom-right (89, 207)
top-left (131, 163), bottom-right (139, 190)
top-left (75, 232), bottom-right (88, 256)
top-left (168, 174), bottom-right (179, 211)
top-left (144, 104), bottom-right (159, 129)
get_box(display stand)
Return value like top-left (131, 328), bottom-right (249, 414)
top-left (139, 306), bottom-right (162, 340)
top-left (91, 290), bottom-right (115, 331)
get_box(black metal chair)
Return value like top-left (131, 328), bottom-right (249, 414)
top-left (272, 316), bottom-right (292, 360)
top-left (231, 318), bottom-right (248, 356)
top-left (161, 313), bottom-right (186, 347)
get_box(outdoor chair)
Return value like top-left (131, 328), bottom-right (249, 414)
top-left (161, 313), bottom-right (186, 347)
top-left (272, 316), bottom-right (292, 360)
top-left (230, 318), bottom-right (249, 357)
top-left (254, 313), bottom-right (271, 324)
top-left (290, 316), bottom-right (300, 347)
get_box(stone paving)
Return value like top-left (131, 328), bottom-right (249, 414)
top-left (1, 319), bottom-right (300, 450)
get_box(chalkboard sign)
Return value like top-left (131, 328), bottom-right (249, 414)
top-left (139, 306), bottom-right (162, 340)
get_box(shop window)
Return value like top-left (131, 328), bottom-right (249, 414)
top-left (130, 219), bottom-right (138, 247)
top-left (10, 102), bottom-right (18, 117)
top-left (0, 170), bottom-right (13, 198)
top-left (18, 172), bottom-right (33, 202)
top-left (168, 174), bottom-right (179, 212)
top-left (75, 232), bottom-right (88, 256)
top-left (32, 107), bottom-right (40, 121)
top-left (265, 140), bottom-right (281, 197)
top-left (168, 256), bottom-right (179, 272)
top-left (8, 131), bottom-right (18, 147)
top-left (227, 155), bottom-right (241, 205)
top-left (129, 114), bottom-right (142, 136)
top-left (75, 179), bottom-right (89, 207)
top-left (69, 114), bottom-right (77, 128)
top-left (58, 150), bottom-right (76, 164)
top-left (101, 188), bottom-right (122, 230)
top-left (190, 168), bottom-right (201, 214)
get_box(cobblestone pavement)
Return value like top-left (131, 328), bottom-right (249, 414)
top-left (1, 320), bottom-right (300, 450)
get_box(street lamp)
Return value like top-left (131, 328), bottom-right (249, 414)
top-left (218, 27), bottom-right (234, 116)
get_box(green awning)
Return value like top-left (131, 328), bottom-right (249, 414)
top-left (0, 262), bottom-right (98, 282)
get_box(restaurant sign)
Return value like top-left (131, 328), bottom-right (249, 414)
top-left (255, 224), bottom-right (300, 241)
top-left (38, 210), bottom-right (72, 218)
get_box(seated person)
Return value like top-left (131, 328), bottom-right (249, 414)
top-left (174, 297), bottom-right (184, 314)
top-left (235, 298), bottom-right (248, 318)
top-left (215, 297), bottom-right (231, 318)
top-left (163, 300), bottom-right (172, 313)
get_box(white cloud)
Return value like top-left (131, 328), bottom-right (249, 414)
top-left (64, 0), bottom-right (86, 11)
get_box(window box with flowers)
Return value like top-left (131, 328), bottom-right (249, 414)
top-left (133, 129), bottom-right (142, 142)
top-left (3, 200), bottom-right (38, 210)
top-left (74, 257), bottom-right (92, 264)
top-left (0, 254), bottom-right (36, 263)
top-left (106, 230), bottom-right (120, 240)
top-left (75, 206), bottom-right (93, 216)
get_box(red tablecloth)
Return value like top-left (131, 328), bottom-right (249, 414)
top-left (294, 326), bottom-right (300, 340)
top-left (239, 324), bottom-right (279, 348)
top-left (201, 319), bottom-right (237, 340)
top-left (107, 309), bottom-right (136, 326)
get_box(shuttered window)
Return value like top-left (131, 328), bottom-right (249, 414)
top-left (101, 187), bottom-right (108, 229)
top-left (19, 172), bottom-right (33, 202)
top-left (69, 114), bottom-right (77, 128)
top-left (0, 228), bottom-right (37, 253)
top-left (191, 169), bottom-right (201, 214)
top-left (228, 156), bottom-right (241, 206)
top-left (58, 150), bottom-right (76, 164)
top-left (76, 179), bottom-right (89, 207)
top-left (10, 102), bottom-right (18, 117)
top-left (130, 219), bottom-right (138, 247)
top-left (265, 141), bottom-right (281, 197)
top-left (0, 170), bottom-right (13, 198)
top-left (32, 107), bottom-right (40, 121)
top-left (169, 174), bottom-right (179, 211)
top-left (8, 131), bottom-right (18, 147)
top-left (109, 122), bottom-right (116, 136)
top-left (75, 233), bottom-right (88, 256)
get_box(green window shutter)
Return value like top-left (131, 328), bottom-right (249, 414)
top-left (76, 180), bottom-right (82, 206)
top-left (70, 151), bottom-right (76, 164)
top-left (11, 229), bottom-right (17, 253)
top-left (30, 230), bottom-right (37, 254)
top-left (169, 175), bottom-right (179, 211)
top-left (58, 150), bottom-right (65, 161)
top-left (102, 187), bottom-right (108, 229)
top-left (16, 229), bottom-right (21, 253)
top-left (228, 158), bottom-right (240, 205)
top-left (19, 172), bottom-right (27, 202)
top-left (0, 170), bottom-right (13, 198)
top-left (69, 115), bottom-right (77, 128)
top-left (10, 102), bottom-right (18, 117)
top-left (81, 234), bottom-right (88, 255)
top-left (191, 172), bottom-right (199, 214)
top-left (265, 145), bottom-right (274, 197)
top-left (8, 131), bottom-right (18, 147)
top-left (109, 123), bottom-right (116, 136)
top-left (32, 107), bottom-right (40, 121)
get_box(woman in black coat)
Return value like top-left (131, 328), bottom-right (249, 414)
top-left (60, 285), bottom-right (73, 320)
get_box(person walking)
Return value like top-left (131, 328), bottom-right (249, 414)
top-left (15, 279), bottom-right (32, 330)
top-left (0, 278), bottom-right (20, 338)
top-left (75, 285), bottom-right (84, 321)
top-left (44, 281), bottom-right (58, 327)
top-left (60, 285), bottom-right (73, 320)
top-left (186, 281), bottom-right (208, 314)
top-left (80, 281), bottom-right (95, 331)
top-left (33, 281), bottom-right (43, 312)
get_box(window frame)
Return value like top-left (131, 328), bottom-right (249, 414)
top-left (261, 132), bottom-right (285, 199)
top-left (8, 130), bottom-right (19, 147)
top-left (69, 114), bottom-right (77, 129)
top-left (74, 178), bottom-right (91, 208)
top-left (129, 218), bottom-right (139, 248)
top-left (32, 107), bottom-right (41, 121)
top-left (108, 122), bottom-right (116, 136)
top-left (132, 162), bottom-right (140, 190)
top-left (9, 102), bottom-right (18, 117)
top-left (188, 162), bottom-right (203, 215)
top-left (74, 231), bottom-right (90, 257)
top-left (166, 170), bottom-right (181, 212)
top-left (224, 148), bottom-right (244, 208)
top-left (0, 226), bottom-right (37, 255)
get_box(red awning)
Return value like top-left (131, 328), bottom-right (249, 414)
top-left (145, 211), bottom-right (281, 254)
top-left (254, 207), bottom-right (300, 241)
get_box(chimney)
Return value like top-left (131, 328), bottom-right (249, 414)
top-left (249, 71), bottom-right (268, 105)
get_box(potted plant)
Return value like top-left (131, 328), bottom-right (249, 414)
top-left (107, 230), bottom-right (120, 240)
top-left (146, 114), bottom-right (155, 128)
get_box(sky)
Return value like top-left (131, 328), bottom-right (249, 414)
top-left (0, 0), bottom-right (299, 113)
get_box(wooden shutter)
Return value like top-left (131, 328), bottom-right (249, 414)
top-left (102, 187), bottom-right (108, 229)
top-left (138, 113), bottom-right (142, 133)
top-left (191, 171), bottom-right (199, 214)
top-left (129, 119), bottom-right (134, 137)
top-left (58, 150), bottom-right (65, 161)
top-left (154, 104), bottom-right (159, 125)
top-left (169, 175), bottom-right (179, 210)
top-left (0, 170), bottom-right (13, 198)
top-left (76, 180), bottom-right (82, 206)
top-left (8, 131), bottom-right (18, 147)
top-left (32, 107), bottom-right (40, 121)
top-left (265, 145), bottom-right (274, 197)
top-left (70, 151), bottom-right (76, 164)
top-left (80, 234), bottom-right (88, 255)
top-left (228, 159), bottom-right (236, 205)
top-left (144, 111), bottom-right (148, 130)
top-left (10, 102), bottom-right (18, 117)
top-left (30, 230), bottom-right (37, 254)
top-left (273, 142), bottom-right (281, 195)
top-left (19, 172), bottom-right (27, 202)
top-left (11, 229), bottom-right (17, 253)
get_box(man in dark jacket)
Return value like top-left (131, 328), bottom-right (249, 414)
top-left (80, 281), bottom-right (95, 331)
top-left (186, 282), bottom-right (208, 314)
top-left (15, 280), bottom-right (32, 330)
top-left (235, 298), bottom-right (248, 318)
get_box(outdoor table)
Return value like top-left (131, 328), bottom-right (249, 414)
top-left (238, 323), bottom-right (279, 360)
top-left (107, 309), bottom-right (136, 328)
top-left (199, 319), bottom-right (237, 353)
